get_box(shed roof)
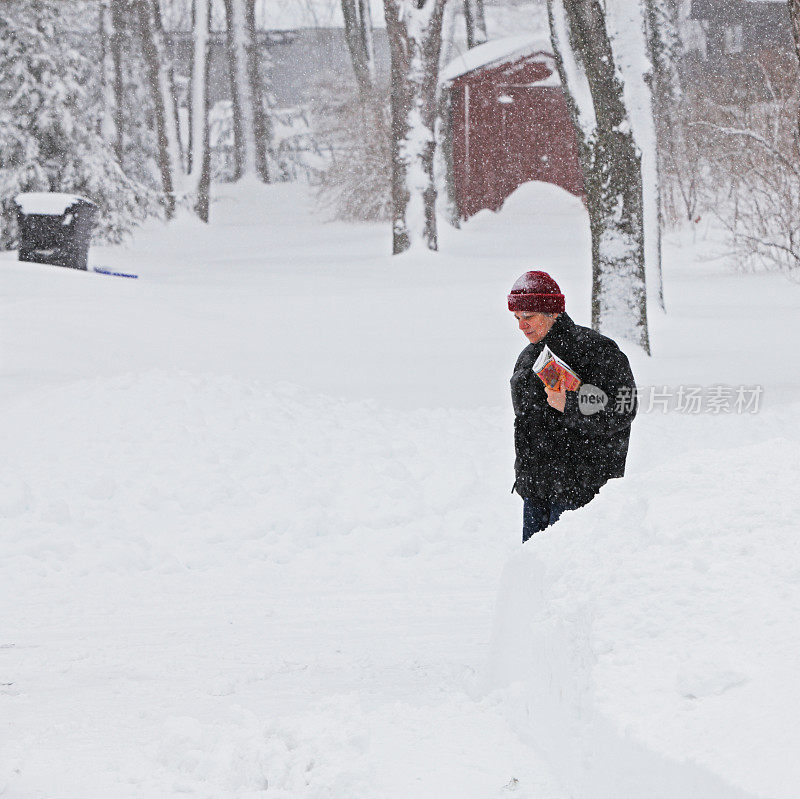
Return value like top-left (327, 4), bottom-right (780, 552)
top-left (440, 34), bottom-right (556, 84)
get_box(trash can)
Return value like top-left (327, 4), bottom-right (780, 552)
top-left (15, 193), bottom-right (98, 271)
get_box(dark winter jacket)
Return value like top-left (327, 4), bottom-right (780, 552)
top-left (511, 312), bottom-right (637, 505)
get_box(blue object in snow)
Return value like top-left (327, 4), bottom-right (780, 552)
top-left (93, 266), bottom-right (138, 279)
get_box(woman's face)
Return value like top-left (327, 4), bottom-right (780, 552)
top-left (512, 311), bottom-right (558, 344)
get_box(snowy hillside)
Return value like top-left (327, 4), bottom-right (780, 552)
top-left (1, 181), bottom-right (799, 797)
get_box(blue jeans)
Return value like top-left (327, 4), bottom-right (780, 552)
top-left (522, 498), bottom-right (573, 542)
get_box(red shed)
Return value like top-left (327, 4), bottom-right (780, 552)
top-left (441, 35), bottom-right (584, 220)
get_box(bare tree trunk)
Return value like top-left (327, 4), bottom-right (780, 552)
top-left (463, 0), bottom-right (488, 49)
top-left (110, 1), bottom-right (126, 165)
top-left (224, 0), bottom-right (266, 181)
top-left (98, 0), bottom-right (116, 146)
top-left (436, 1), bottom-right (461, 226)
top-left (160, 1), bottom-right (184, 171)
top-left (605, 0), bottom-right (666, 315)
top-left (359, 0), bottom-right (377, 83)
top-left (384, 0), bottom-right (448, 254)
top-left (341, 0), bottom-right (384, 139)
top-left (135, 0), bottom-right (184, 216)
top-left (342, 0), bottom-right (377, 98)
top-left (548, 0), bottom-right (650, 353)
top-left (148, 0), bottom-right (183, 167)
top-left (245, 0), bottom-right (270, 181)
top-left (188, 0), bottom-right (212, 221)
top-left (642, 0), bottom-right (683, 312)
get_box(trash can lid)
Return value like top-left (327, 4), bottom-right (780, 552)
top-left (14, 192), bottom-right (96, 215)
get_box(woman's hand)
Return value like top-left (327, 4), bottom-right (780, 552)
top-left (545, 385), bottom-right (567, 413)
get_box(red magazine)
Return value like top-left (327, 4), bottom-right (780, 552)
top-left (532, 345), bottom-right (581, 391)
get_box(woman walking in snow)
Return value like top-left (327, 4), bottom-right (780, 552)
top-left (508, 271), bottom-right (637, 541)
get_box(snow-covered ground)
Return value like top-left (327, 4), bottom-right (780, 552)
top-left (1, 181), bottom-right (798, 797)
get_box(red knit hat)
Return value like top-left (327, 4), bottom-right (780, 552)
top-left (507, 271), bottom-right (565, 313)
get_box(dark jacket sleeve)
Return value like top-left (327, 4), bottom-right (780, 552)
top-left (560, 341), bottom-right (637, 436)
top-left (511, 349), bottom-right (562, 432)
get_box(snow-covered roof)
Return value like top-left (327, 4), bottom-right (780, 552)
top-left (440, 34), bottom-right (556, 84)
top-left (15, 193), bottom-right (94, 215)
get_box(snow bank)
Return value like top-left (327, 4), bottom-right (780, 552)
top-left (0, 367), bottom-right (571, 797)
top-left (485, 414), bottom-right (800, 799)
top-left (0, 370), bottom-right (509, 581)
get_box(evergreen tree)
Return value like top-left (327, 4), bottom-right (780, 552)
top-left (0, 0), bottom-right (158, 248)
